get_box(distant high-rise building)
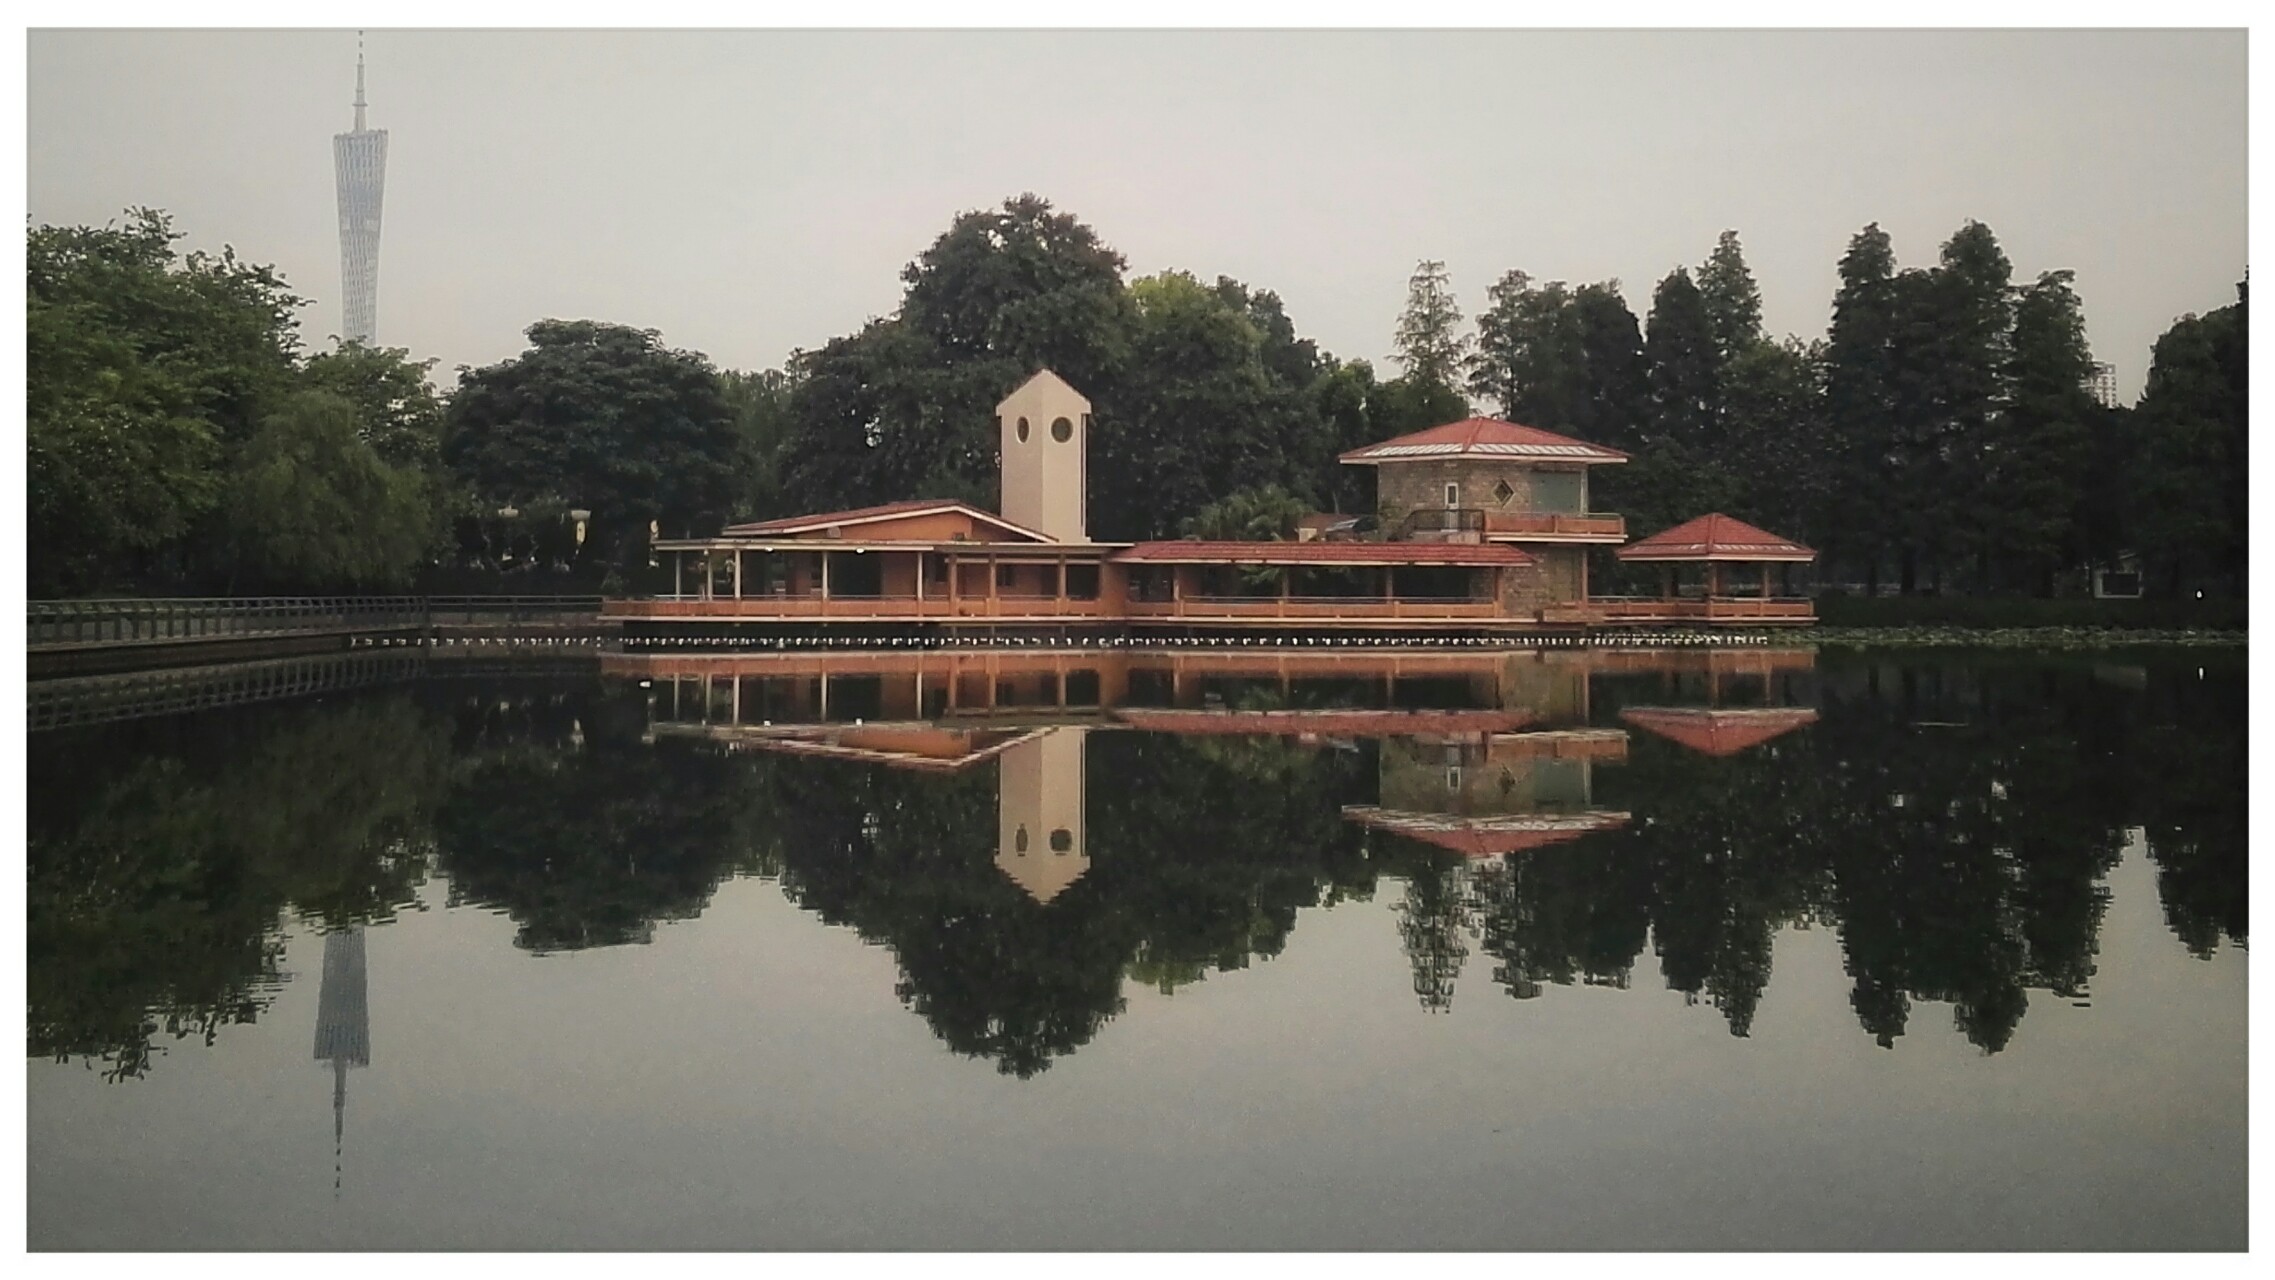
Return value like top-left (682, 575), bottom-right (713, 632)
top-left (332, 36), bottom-right (388, 345)
top-left (2086, 361), bottom-right (2120, 409)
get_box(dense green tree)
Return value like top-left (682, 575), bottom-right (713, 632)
top-left (1093, 272), bottom-right (1318, 539)
top-left (1471, 270), bottom-right (1586, 425)
top-left (221, 391), bottom-right (440, 590)
top-left (1644, 267), bottom-right (1720, 451)
top-left (1983, 272), bottom-right (2098, 592)
top-left (27, 210), bottom-right (305, 595)
top-left (1570, 283), bottom-right (1652, 449)
top-left (1391, 258), bottom-right (1471, 403)
top-left (718, 365), bottom-right (800, 522)
top-left (1697, 230), bottom-right (1766, 365)
top-left (2132, 281), bottom-right (2247, 596)
top-left (1925, 222), bottom-right (2016, 592)
top-left (1180, 483), bottom-right (1311, 541)
top-left (443, 319), bottom-right (744, 566)
top-left (301, 341), bottom-right (448, 469)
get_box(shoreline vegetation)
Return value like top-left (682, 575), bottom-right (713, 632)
top-left (1779, 626), bottom-right (2244, 650)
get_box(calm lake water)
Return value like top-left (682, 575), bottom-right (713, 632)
top-left (26, 645), bottom-right (2247, 1251)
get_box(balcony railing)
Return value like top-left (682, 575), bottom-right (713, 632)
top-left (1397, 508), bottom-right (1487, 540)
top-left (1482, 512), bottom-right (1627, 541)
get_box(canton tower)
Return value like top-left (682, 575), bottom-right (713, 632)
top-left (332, 35), bottom-right (388, 344)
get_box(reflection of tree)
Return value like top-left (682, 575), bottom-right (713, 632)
top-left (28, 694), bottom-right (450, 1078)
top-left (432, 684), bottom-right (773, 952)
top-left (1393, 862), bottom-right (1473, 1012)
top-left (2130, 662), bottom-right (2248, 958)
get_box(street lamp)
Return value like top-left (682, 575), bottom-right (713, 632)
top-left (569, 508), bottom-right (592, 547)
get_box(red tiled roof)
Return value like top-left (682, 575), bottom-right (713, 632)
top-left (1615, 513), bottom-right (1816, 562)
top-left (724, 500), bottom-right (1054, 543)
top-left (1619, 707), bottom-right (1820, 756)
top-left (1339, 417), bottom-right (1629, 465)
top-left (1340, 806), bottom-right (1633, 856)
top-left (1110, 540), bottom-right (1533, 566)
top-left (1115, 708), bottom-right (1537, 737)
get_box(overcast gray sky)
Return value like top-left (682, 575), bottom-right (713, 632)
top-left (28, 28), bottom-right (2247, 401)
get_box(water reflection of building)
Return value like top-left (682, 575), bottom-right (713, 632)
top-left (995, 729), bottom-right (1089, 904)
top-left (607, 647), bottom-right (1608, 734)
top-left (1619, 706), bottom-right (1820, 756)
top-left (312, 927), bottom-right (369, 1194)
top-left (1343, 730), bottom-right (1632, 857)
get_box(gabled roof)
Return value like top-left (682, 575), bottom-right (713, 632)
top-left (1615, 513), bottom-right (1816, 562)
top-left (723, 499), bottom-right (1055, 543)
top-left (1340, 806), bottom-right (1633, 857)
top-left (1110, 540), bottom-right (1533, 567)
top-left (1619, 707), bottom-right (1820, 756)
top-left (1339, 417), bottom-right (1630, 465)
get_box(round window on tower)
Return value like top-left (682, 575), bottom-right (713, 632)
top-left (1016, 417), bottom-right (1031, 442)
top-left (1051, 416), bottom-right (1073, 443)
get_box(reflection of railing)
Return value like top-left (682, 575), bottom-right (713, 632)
top-left (1483, 512), bottom-right (1627, 541)
top-left (28, 596), bottom-right (602, 649)
top-left (27, 652), bottom-right (426, 732)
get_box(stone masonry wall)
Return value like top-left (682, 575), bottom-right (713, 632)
top-left (1374, 460), bottom-right (1588, 525)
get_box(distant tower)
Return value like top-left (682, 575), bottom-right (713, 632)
top-left (332, 33), bottom-right (389, 345)
top-left (995, 370), bottom-right (1090, 543)
top-left (312, 927), bottom-right (370, 1195)
top-left (2086, 361), bottom-right (2120, 409)
top-left (995, 728), bottom-right (1090, 904)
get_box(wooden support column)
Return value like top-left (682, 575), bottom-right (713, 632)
top-left (734, 551), bottom-right (744, 600)
top-left (1660, 563), bottom-right (1674, 600)
top-left (731, 674), bottom-right (741, 723)
top-left (1279, 568), bottom-right (1291, 617)
top-left (820, 552), bottom-right (831, 601)
top-left (1761, 562), bottom-right (1773, 600)
top-left (915, 553), bottom-right (925, 605)
top-left (674, 553), bottom-right (683, 600)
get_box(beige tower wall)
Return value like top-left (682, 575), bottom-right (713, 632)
top-left (996, 371), bottom-right (1091, 543)
top-left (995, 727), bottom-right (1090, 903)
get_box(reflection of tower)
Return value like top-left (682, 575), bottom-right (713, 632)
top-left (312, 927), bottom-right (369, 1195)
top-left (994, 727), bottom-right (1089, 903)
top-left (332, 33), bottom-right (389, 344)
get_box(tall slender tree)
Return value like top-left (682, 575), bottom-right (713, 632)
top-left (1392, 258), bottom-right (1472, 405)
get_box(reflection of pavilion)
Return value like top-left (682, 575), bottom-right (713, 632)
top-left (312, 926), bottom-right (369, 1195)
top-left (1342, 729), bottom-right (1632, 857)
top-left (1619, 706), bottom-right (1820, 756)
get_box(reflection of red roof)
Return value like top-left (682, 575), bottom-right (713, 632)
top-left (1115, 708), bottom-right (1535, 736)
top-left (1341, 806), bottom-right (1632, 856)
top-left (1339, 417), bottom-right (1629, 464)
top-left (1110, 541), bottom-right (1532, 566)
top-left (1619, 707), bottom-right (1820, 756)
top-left (1615, 513), bottom-right (1815, 562)
top-left (725, 499), bottom-right (1053, 543)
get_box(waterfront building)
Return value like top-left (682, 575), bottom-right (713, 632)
top-left (618, 371), bottom-right (1817, 638)
top-left (332, 38), bottom-right (388, 344)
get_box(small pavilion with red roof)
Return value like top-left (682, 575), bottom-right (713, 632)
top-left (1611, 513), bottom-right (1817, 624)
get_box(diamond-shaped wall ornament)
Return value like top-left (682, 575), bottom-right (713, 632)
top-left (1493, 479), bottom-right (1515, 505)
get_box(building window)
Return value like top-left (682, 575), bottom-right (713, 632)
top-left (1017, 417), bottom-right (1031, 442)
top-left (1015, 825), bottom-right (1030, 853)
top-left (998, 564), bottom-right (1018, 590)
top-left (1493, 478), bottom-right (1515, 505)
top-left (1050, 828), bottom-right (1073, 854)
top-left (1444, 482), bottom-right (1460, 508)
top-left (1065, 562), bottom-right (1100, 599)
top-left (1051, 416), bottom-right (1073, 443)
top-left (1446, 766), bottom-right (1463, 791)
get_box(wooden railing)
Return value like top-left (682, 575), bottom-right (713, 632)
top-left (1588, 596), bottom-right (1816, 622)
top-left (1483, 512), bottom-right (1627, 540)
top-left (1125, 595), bottom-right (1500, 621)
